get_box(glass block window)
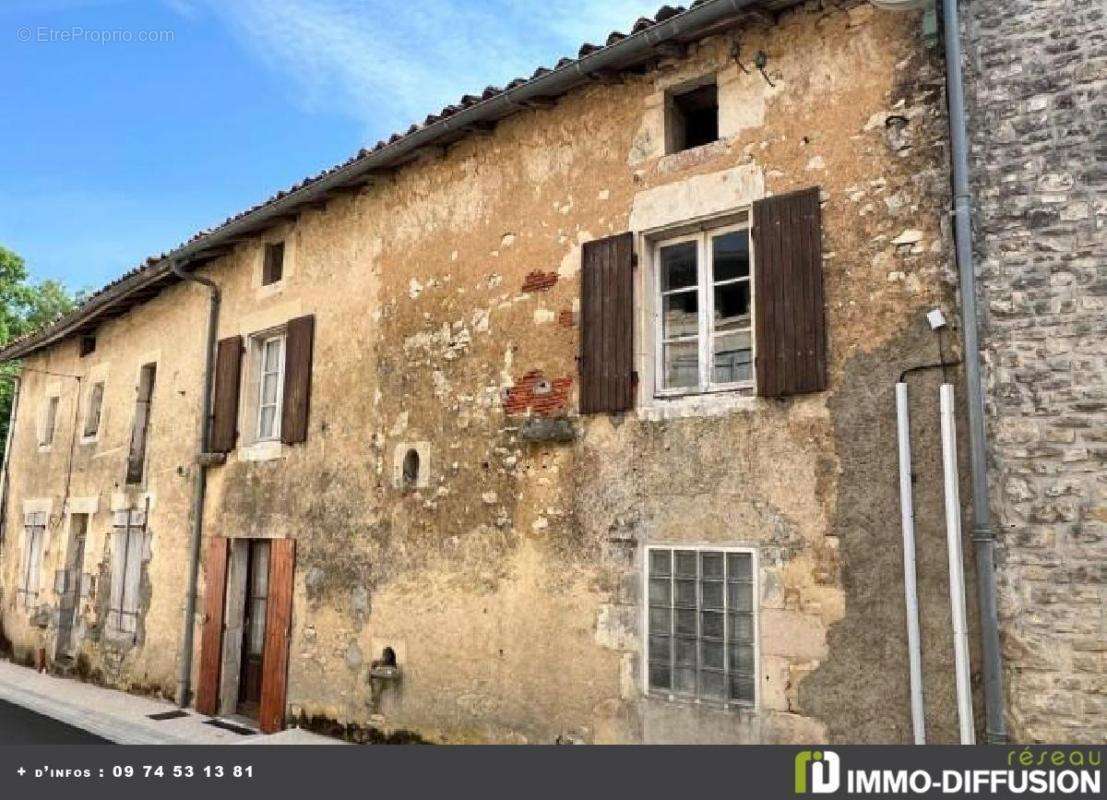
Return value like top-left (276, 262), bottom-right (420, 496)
top-left (647, 547), bottom-right (756, 705)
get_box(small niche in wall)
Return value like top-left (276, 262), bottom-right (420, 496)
top-left (393, 442), bottom-right (430, 491)
top-left (402, 450), bottom-right (420, 490)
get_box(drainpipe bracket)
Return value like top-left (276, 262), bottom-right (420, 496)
top-left (196, 452), bottom-right (227, 468)
top-left (970, 524), bottom-right (996, 544)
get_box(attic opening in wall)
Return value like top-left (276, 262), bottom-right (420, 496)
top-left (667, 79), bottom-right (719, 154)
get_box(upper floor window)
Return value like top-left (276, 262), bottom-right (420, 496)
top-left (654, 222), bottom-right (753, 395)
top-left (666, 79), bottom-right (719, 154)
top-left (39, 396), bottom-right (60, 448)
top-left (255, 333), bottom-right (286, 441)
top-left (79, 334), bottom-right (96, 357)
top-left (210, 314), bottom-right (314, 455)
top-left (262, 242), bottom-right (285, 286)
top-left (578, 188), bottom-right (827, 414)
top-left (83, 382), bottom-right (104, 439)
top-left (126, 363), bottom-right (157, 484)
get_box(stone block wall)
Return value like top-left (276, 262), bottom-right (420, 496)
top-left (963, 0), bottom-right (1106, 743)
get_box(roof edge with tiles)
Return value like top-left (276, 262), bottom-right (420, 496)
top-left (1, 0), bottom-right (790, 362)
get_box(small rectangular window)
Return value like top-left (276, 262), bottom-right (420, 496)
top-left (256, 335), bottom-right (285, 441)
top-left (126, 364), bottom-right (157, 484)
top-left (667, 81), bottom-right (719, 154)
top-left (18, 513), bottom-right (47, 609)
top-left (263, 242), bottom-right (285, 285)
top-left (40, 396), bottom-right (60, 447)
top-left (654, 222), bottom-right (753, 395)
top-left (79, 335), bottom-right (96, 357)
top-left (647, 547), bottom-right (756, 705)
top-left (83, 382), bottom-right (104, 439)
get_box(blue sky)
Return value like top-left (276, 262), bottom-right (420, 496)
top-left (0, 0), bottom-right (662, 293)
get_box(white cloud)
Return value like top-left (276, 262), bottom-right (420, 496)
top-left (165, 0), bottom-right (664, 139)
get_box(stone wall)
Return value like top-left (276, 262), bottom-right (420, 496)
top-left (963, 0), bottom-right (1107, 743)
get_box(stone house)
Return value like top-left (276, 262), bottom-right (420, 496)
top-left (0, 0), bottom-right (1051, 743)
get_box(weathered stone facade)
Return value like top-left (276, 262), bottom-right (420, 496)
top-left (0, 1), bottom-right (997, 743)
top-left (963, 0), bottom-right (1107, 743)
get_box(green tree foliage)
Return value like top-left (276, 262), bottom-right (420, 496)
top-left (0, 245), bottom-right (80, 461)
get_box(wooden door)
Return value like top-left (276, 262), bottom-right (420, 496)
top-left (195, 536), bottom-right (229, 716)
top-left (258, 538), bottom-right (295, 734)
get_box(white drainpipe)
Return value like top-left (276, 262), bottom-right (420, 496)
top-left (940, 383), bottom-right (975, 744)
top-left (895, 382), bottom-right (927, 744)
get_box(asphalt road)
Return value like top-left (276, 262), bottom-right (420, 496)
top-left (0, 699), bottom-right (110, 744)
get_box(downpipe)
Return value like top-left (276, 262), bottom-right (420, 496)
top-left (895, 382), bottom-right (927, 744)
top-left (940, 0), bottom-right (1008, 743)
top-left (171, 261), bottom-right (221, 708)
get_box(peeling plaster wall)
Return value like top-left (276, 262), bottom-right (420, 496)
top-left (1, 1), bottom-right (975, 743)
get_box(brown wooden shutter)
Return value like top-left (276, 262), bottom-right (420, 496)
top-left (752, 187), bottom-right (827, 397)
top-left (210, 336), bottom-right (243, 453)
top-left (259, 538), bottom-right (295, 734)
top-left (281, 315), bottom-right (314, 444)
top-left (580, 232), bottom-right (635, 414)
top-left (195, 536), bottom-right (229, 716)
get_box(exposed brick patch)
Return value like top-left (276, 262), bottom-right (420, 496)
top-left (503, 370), bottom-right (572, 417)
top-left (557, 309), bottom-right (576, 328)
top-left (521, 271), bottom-right (558, 293)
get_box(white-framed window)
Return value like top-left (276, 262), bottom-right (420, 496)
top-left (652, 221), bottom-right (754, 396)
top-left (255, 334), bottom-right (286, 442)
top-left (83, 381), bottom-right (105, 439)
top-left (109, 508), bottom-right (147, 637)
top-left (18, 513), bottom-right (47, 610)
top-left (645, 545), bottom-right (757, 707)
top-left (39, 395), bottom-right (60, 448)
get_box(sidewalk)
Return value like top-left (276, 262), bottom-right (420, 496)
top-left (0, 660), bottom-right (342, 744)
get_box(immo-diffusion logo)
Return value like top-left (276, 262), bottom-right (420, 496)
top-left (793, 748), bottom-right (1102, 796)
top-left (795, 750), bottom-right (841, 794)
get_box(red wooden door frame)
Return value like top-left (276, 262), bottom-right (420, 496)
top-left (195, 536), bottom-right (229, 716)
top-left (258, 538), bottom-right (295, 734)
